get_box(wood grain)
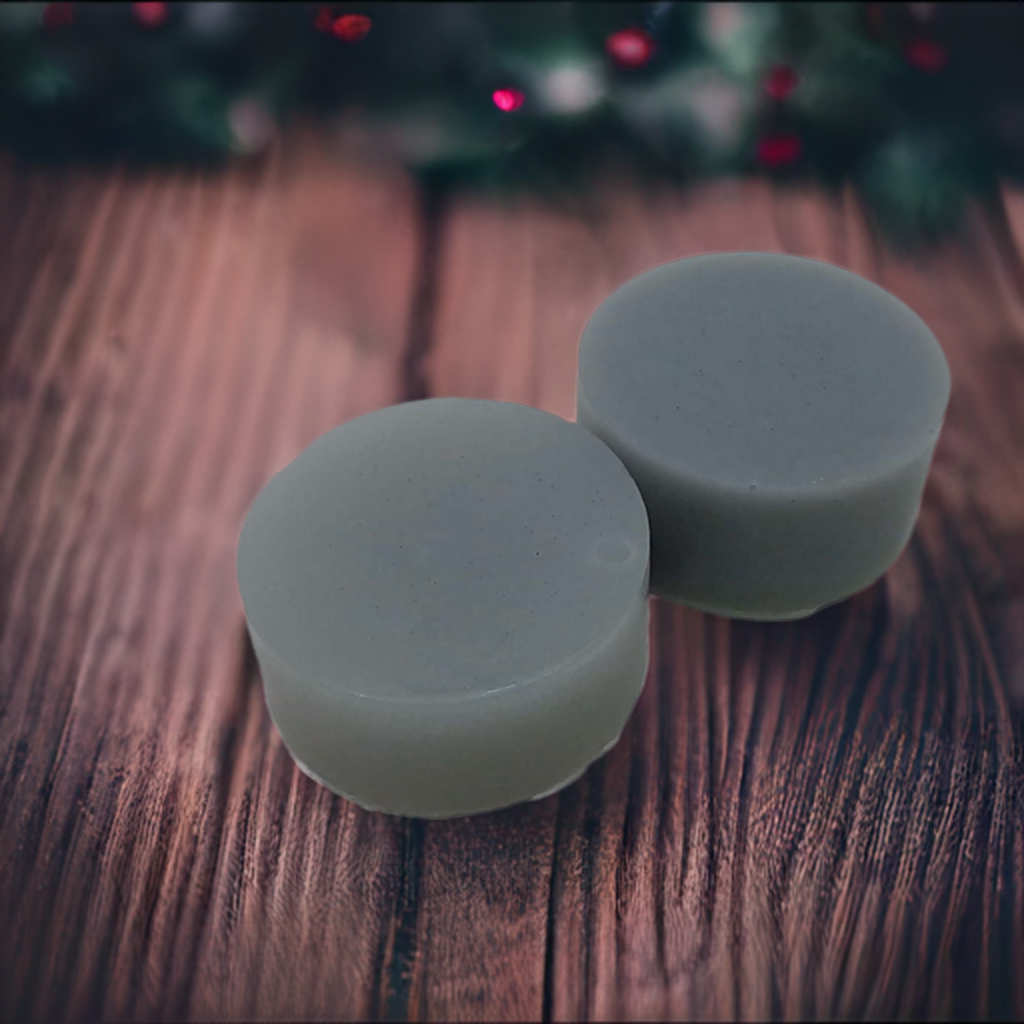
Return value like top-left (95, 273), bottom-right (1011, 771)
top-left (1, 137), bottom-right (1023, 1022)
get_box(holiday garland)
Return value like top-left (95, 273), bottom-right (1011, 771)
top-left (1, 2), bottom-right (1022, 246)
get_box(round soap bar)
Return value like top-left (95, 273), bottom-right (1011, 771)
top-left (237, 398), bottom-right (650, 818)
top-left (576, 252), bottom-right (951, 620)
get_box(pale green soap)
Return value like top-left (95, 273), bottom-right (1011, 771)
top-left (576, 252), bottom-right (951, 620)
top-left (237, 398), bottom-right (650, 818)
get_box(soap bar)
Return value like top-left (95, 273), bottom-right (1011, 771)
top-left (237, 398), bottom-right (650, 818)
top-left (576, 252), bottom-right (951, 620)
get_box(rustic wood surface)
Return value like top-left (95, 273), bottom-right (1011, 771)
top-left (2, 134), bottom-right (1024, 1022)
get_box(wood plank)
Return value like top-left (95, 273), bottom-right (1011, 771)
top-left (2, 150), bottom-right (1023, 1022)
top-left (0, 138), bottom-right (422, 1022)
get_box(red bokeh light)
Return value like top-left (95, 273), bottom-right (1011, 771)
top-left (904, 37), bottom-right (947, 74)
top-left (43, 2), bottom-right (74, 29)
top-left (333, 13), bottom-right (372, 42)
top-left (133, 2), bottom-right (169, 28)
top-left (492, 89), bottom-right (525, 113)
top-left (765, 64), bottom-right (798, 101)
top-left (757, 133), bottom-right (803, 168)
top-left (605, 27), bottom-right (657, 69)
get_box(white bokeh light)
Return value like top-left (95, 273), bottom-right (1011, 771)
top-left (538, 63), bottom-right (607, 115)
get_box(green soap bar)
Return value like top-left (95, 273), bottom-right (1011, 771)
top-left (237, 398), bottom-right (650, 818)
top-left (576, 252), bottom-right (951, 620)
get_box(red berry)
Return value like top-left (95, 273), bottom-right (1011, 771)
top-left (605, 27), bottom-right (657, 69)
top-left (757, 134), bottom-right (803, 168)
top-left (492, 89), bottom-right (525, 113)
top-left (333, 13), bottom-right (372, 42)
top-left (133, 3), bottom-right (169, 28)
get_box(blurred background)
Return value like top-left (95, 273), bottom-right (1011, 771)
top-left (2, 1), bottom-right (1024, 247)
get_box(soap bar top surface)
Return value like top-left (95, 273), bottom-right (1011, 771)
top-left (237, 398), bottom-right (649, 701)
top-left (578, 252), bottom-right (951, 491)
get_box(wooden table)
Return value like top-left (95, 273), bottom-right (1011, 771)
top-left (2, 135), bottom-right (1024, 1022)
